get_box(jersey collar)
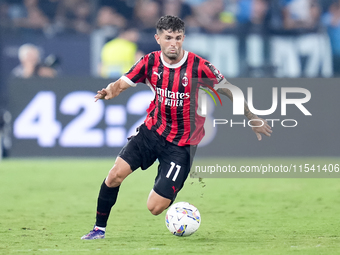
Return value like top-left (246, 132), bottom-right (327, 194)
top-left (160, 50), bottom-right (188, 69)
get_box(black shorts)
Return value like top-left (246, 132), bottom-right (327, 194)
top-left (118, 124), bottom-right (197, 201)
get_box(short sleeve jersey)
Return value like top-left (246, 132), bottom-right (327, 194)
top-left (121, 50), bottom-right (224, 146)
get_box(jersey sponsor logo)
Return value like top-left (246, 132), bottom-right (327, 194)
top-left (155, 87), bottom-right (190, 107)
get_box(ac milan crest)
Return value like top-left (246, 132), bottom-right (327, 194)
top-left (182, 76), bottom-right (189, 87)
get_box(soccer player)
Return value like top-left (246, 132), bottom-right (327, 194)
top-left (81, 15), bottom-right (272, 240)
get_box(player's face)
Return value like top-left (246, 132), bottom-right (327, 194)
top-left (155, 30), bottom-right (185, 62)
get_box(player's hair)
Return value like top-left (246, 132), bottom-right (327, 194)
top-left (156, 15), bottom-right (185, 34)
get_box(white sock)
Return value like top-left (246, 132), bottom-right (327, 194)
top-left (95, 226), bottom-right (106, 232)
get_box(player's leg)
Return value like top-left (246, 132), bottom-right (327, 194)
top-left (105, 157), bottom-right (132, 187)
top-left (146, 143), bottom-right (197, 216)
top-left (82, 124), bottom-right (157, 239)
top-left (81, 157), bottom-right (133, 240)
top-left (95, 157), bottom-right (132, 228)
top-left (147, 189), bottom-right (172, 215)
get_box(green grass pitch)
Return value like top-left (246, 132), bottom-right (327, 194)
top-left (0, 158), bottom-right (340, 254)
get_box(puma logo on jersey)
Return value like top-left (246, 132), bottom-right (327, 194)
top-left (172, 186), bottom-right (179, 194)
top-left (153, 71), bottom-right (162, 79)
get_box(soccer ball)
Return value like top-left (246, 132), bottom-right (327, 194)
top-left (165, 201), bottom-right (201, 236)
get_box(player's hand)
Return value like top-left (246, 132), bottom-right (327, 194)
top-left (94, 88), bottom-right (111, 102)
top-left (251, 118), bottom-right (272, 141)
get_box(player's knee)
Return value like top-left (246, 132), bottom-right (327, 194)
top-left (148, 205), bottom-right (165, 216)
top-left (106, 169), bottom-right (125, 187)
top-left (147, 199), bottom-right (171, 215)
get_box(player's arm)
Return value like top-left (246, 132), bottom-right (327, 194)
top-left (215, 78), bottom-right (256, 120)
top-left (94, 78), bottom-right (131, 102)
top-left (216, 78), bottom-right (273, 141)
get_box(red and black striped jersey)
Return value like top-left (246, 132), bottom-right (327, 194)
top-left (121, 50), bottom-right (224, 146)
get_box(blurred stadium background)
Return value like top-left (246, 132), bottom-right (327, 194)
top-left (0, 0), bottom-right (339, 158)
top-left (1, 1), bottom-right (340, 254)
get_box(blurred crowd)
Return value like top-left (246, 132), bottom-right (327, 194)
top-left (1, 0), bottom-right (340, 76)
top-left (0, 0), bottom-right (338, 35)
top-left (0, 0), bottom-right (339, 157)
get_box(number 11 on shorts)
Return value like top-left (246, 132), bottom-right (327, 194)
top-left (166, 162), bottom-right (181, 182)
